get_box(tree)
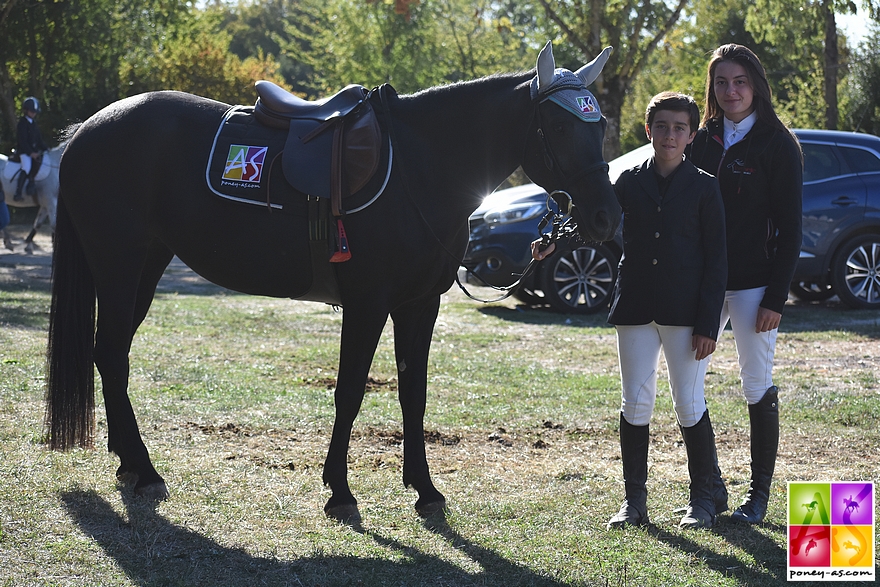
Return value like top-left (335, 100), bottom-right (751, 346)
top-left (745, 0), bottom-right (880, 129)
top-left (120, 10), bottom-right (283, 104)
top-left (525, 0), bottom-right (688, 159)
top-left (285, 0), bottom-right (535, 98)
top-left (0, 0), bottom-right (194, 152)
top-left (841, 23), bottom-right (880, 134)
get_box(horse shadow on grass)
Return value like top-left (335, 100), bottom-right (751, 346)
top-left (60, 489), bottom-right (573, 587)
top-left (476, 304), bottom-right (611, 328)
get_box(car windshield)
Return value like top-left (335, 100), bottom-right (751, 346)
top-left (608, 143), bottom-right (652, 182)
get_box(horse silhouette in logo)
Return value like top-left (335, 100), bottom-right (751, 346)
top-left (842, 496), bottom-right (859, 514)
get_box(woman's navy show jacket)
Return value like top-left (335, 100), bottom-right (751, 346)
top-left (688, 119), bottom-right (803, 314)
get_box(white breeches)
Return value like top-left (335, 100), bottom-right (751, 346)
top-left (616, 322), bottom-right (709, 428)
top-left (20, 154), bottom-right (33, 175)
top-left (718, 287), bottom-right (777, 404)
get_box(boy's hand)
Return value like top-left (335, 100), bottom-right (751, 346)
top-left (755, 307), bottom-right (781, 332)
top-left (530, 239), bottom-right (555, 261)
top-left (692, 334), bottom-right (716, 361)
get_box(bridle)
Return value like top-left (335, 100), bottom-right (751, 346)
top-left (377, 80), bottom-right (607, 304)
top-left (455, 88), bottom-right (610, 303)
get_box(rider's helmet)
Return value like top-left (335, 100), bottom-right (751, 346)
top-left (22, 96), bottom-right (40, 114)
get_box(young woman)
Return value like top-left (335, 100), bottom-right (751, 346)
top-left (688, 44), bottom-right (803, 524)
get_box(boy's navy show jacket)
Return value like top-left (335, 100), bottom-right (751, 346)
top-left (688, 118), bottom-right (803, 314)
top-left (608, 157), bottom-right (728, 341)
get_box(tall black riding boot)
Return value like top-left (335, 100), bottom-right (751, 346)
top-left (25, 170), bottom-right (37, 196)
top-left (607, 413), bottom-right (649, 528)
top-left (673, 410), bottom-right (728, 515)
top-left (679, 411), bottom-right (717, 528)
top-left (731, 386), bottom-right (779, 524)
top-left (13, 172), bottom-right (27, 201)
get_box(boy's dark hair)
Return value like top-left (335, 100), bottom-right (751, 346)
top-left (645, 91), bottom-right (699, 133)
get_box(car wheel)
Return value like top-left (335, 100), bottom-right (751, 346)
top-left (789, 281), bottom-right (835, 302)
top-left (829, 233), bottom-right (880, 309)
top-left (538, 241), bottom-right (617, 314)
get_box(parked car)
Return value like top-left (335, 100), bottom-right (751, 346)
top-left (462, 129), bottom-right (880, 313)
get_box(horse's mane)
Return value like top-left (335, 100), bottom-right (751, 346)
top-left (399, 70), bottom-right (535, 106)
top-left (58, 123), bottom-right (83, 143)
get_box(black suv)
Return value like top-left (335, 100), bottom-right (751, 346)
top-left (462, 129), bottom-right (880, 313)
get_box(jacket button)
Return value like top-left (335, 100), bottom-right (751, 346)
top-left (652, 259), bottom-right (658, 265)
top-left (657, 206), bottom-right (661, 212)
top-left (654, 232), bottom-right (660, 238)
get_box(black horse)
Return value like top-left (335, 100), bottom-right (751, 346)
top-left (46, 42), bottom-right (620, 520)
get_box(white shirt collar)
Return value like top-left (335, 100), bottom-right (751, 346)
top-left (723, 111), bottom-right (757, 149)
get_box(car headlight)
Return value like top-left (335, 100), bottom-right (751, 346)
top-left (483, 202), bottom-right (546, 225)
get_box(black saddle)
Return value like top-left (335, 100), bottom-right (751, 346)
top-left (254, 81), bottom-right (368, 128)
top-left (254, 80), bottom-right (381, 216)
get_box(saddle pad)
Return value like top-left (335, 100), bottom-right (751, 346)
top-left (2, 153), bottom-right (52, 182)
top-left (206, 106), bottom-right (299, 211)
top-left (206, 104), bottom-right (393, 214)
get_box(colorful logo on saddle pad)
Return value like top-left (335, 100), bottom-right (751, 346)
top-left (223, 145), bottom-right (268, 183)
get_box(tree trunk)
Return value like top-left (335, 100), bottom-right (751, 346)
top-left (823, 0), bottom-right (838, 130)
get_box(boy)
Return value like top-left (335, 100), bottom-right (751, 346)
top-left (534, 92), bottom-right (728, 528)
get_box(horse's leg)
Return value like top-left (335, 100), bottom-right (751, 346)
top-left (23, 205), bottom-right (47, 254)
top-left (2, 228), bottom-right (11, 251)
top-left (323, 306), bottom-right (389, 521)
top-left (94, 242), bottom-right (173, 500)
top-left (391, 295), bottom-right (447, 516)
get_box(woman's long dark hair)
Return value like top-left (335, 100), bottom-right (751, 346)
top-left (701, 44), bottom-right (787, 132)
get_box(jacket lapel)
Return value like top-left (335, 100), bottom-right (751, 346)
top-left (663, 160), bottom-right (698, 204)
top-left (635, 158), bottom-right (662, 206)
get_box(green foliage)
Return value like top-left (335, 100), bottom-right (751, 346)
top-left (1, 0), bottom-right (879, 157)
top-left (0, 0), bottom-right (195, 151)
top-left (284, 0), bottom-right (534, 97)
top-left (840, 23), bottom-right (880, 134)
top-left (119, 10), bottom-right (284, 104)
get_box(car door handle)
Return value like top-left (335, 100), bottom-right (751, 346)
top-left (831, 196), bottom-right (858, 206)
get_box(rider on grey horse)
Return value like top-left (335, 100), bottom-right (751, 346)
top-left (14, 96), bottom-right (48, 201)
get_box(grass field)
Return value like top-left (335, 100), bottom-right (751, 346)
top-left (0, 242), bottom-right (878, 586)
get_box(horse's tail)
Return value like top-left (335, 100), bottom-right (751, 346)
top-left (45, 193), bottom-right (96, 450)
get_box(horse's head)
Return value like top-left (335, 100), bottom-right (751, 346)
top-left (521, 42), bottom-right (621, 243)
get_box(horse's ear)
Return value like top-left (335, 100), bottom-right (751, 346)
top-left (536, 41), bottom-right (556, 93)
top-left (575, 46), bottom-right (613, 88)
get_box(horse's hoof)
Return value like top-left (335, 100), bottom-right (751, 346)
top-left (325, 503), bottom-right (361, 523)
top-left (25, 244), bottom-right (34, 255)
top-left (135, 481), bottom-right (170, 501)
top-left (116, 471), bottom-right (139, 486)
top-left (415, 498), bottom-right (447, 519)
